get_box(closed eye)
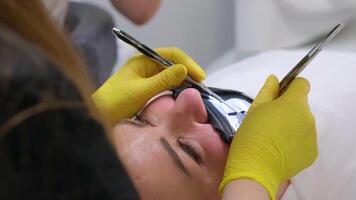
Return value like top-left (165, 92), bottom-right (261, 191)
top-left (178, 139), bottom-right (202, 165)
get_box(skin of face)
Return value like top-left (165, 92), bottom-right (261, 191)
top-left (112, 88), bottom-right (289, 200)
top-left (113, 88), bottom-right (229, 200)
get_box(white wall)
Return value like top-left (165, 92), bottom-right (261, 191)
top-left (84, 0), bottom-right (235, 68)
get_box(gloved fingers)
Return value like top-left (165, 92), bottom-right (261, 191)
top-left (280, 77), bottom-right (310, 104)
top-left (121, 54), bottom-right (164, 78)
top-left (147, 64), bottom-right (188, 93)
top-left (248, 74), bottom-right (279, 113)
top-left (154, 47), bottom-right (206, 81)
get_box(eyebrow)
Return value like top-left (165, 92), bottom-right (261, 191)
top-left (160, 137), bottom-right (192, 177)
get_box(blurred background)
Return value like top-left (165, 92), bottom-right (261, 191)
top-left (85, 0), bottom-right (235, 69)
top-left (82, 0), bottom-right (356, 73)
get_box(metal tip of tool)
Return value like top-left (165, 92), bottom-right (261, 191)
top-left (112, 27), bottom-right (120, 33)
top-left (308, 23), bottom-right (345, 57)
top-left (279, 23), bottom-right (345, 94)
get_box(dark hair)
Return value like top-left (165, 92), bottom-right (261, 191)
top-left (0, 0), bottom-right (103, 125)
top-left (0, 0), bottom-right (138, 199)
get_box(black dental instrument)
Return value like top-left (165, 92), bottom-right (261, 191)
top-left (112, 28), bottom-right (240, 114)
top-left (279, 23), bottom-right (344, 94)
top-left (112, 24), bottom-right (344, 144)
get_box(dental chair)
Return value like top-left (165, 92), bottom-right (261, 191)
top-left (65, 1), bottom-right (117, 87)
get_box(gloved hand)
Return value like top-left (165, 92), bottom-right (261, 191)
top-left (219, 75), bottom-right (318, 200)
top-left (92, 47), bottom-right (205, 124)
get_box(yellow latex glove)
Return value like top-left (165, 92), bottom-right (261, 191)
top-left (92, 47), bottom-right (205, 124)
top-left (219, 75), bottom-right (318, 200)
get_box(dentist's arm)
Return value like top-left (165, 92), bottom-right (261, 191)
top-left (220, 75), bottom-right (318, 200)
top-left (110, 0), bottom-right (161, 25)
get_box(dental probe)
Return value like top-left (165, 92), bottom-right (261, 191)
top-left (112, 28), bottom-right (240, 113)
top-left (279, 23), bottom-right (344, 94)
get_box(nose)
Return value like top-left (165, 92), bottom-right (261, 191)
top-left (168, 88), bottom-right (208, 124)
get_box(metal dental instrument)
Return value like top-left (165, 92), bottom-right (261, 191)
top-left (279, 23), bottom-right (344, 94)
top-left (112, 27), bottom-right (240, 113)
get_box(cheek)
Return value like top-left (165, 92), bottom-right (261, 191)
top-left (112, 125), bottom-right (162, 176)
top-left (196, 125), bottom-right (229, 174)
top-left (127, 136), bottom-right (162, 167)
top-left (205, 138), bottom-right (229, 173)
top-left (122, 131), bottom-right (161, 166)
top-left (198, 133), bottom-right (229, 200)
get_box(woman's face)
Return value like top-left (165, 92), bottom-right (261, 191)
top-left (113, 88), bottom-right (229, 200)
